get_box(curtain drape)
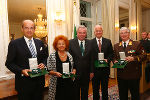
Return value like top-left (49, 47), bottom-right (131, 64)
top-left (0, 0), bottom-right (10, 77)
top-left (101, 0), bottom-right (115, 45)
top-left (101, 0), bottom-right (116, 78)
top-left (46, 0), bottom-right (73, 53)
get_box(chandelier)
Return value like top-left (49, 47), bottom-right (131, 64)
top-left (34, 8), bottom-right (47, 38)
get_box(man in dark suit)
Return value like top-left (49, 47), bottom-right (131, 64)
top-left (143, 32), bottom-right (150, 53)
top-left (91, 25), bottom-right (113, 100)
top-left (114, 27), bottom-right (146, 100)
top-left (140, 32), bottom-right (148, 52)
top-left (69, 25), bottom-right (92, 100)
top-left (5, 20), bottom-right (48, 100)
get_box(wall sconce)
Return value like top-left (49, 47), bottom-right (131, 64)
top-left (115, 23), bottom-right (119, 31)
top-left (131, 25), bottom-right (136, 33)
top-left (54, 10), bottom-right (65, 25)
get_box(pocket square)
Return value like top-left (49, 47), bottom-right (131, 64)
top-left (40, 47), bottom-right (43, 51)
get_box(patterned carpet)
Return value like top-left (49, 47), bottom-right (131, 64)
top-left (88, 85), bottom-right (119, 100)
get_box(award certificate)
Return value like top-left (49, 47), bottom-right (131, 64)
top-left (62, 63), bottom-right (69, 74)
top-left (29, 58), bottom-right (38, 70)
top-left (119, 52), bottom-right (126, 60)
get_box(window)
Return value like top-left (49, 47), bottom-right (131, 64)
top-left (80, 0), bottom-right (93, 39)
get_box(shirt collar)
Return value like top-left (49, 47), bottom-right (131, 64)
top-left (96, 37), bottom-right (102, 44)
top-left (122, 39), bottom-right (129, 45)
top-left (78, 39), bottom-right (85, 44)
top-left (24, 36), bottom-right (33, 43)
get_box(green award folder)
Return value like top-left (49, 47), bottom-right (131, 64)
top-left (112, 60), bottom-right (128, 68)
top-left (62, 73), bottom-right (76, 79)
top-left (95, 60), bottom-right (108, 68)
top-left (28, 68), bottom-right (49, 78)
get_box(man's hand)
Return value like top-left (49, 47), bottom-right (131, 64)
top-left (104, 59), bottom-right (108, 62)
top-left (90, 73), bottom-right (94, 80)
top-left (114, 60), bottom-right (118, 63)
top-left (22, 69), bottom-right (31, 77)
top-left (71, 69), bottom-right (76, 75)
top-left (38, 63), bottom-right (45, 69)
top-left (125, 56), bottom-right (134, 62)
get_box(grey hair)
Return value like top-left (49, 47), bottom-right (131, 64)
top-left (94, 25), bottom-right (103, 32)
top-left (119, 27), bottom-right (130, 33)
top-left (77, 25), bottom-right (87, 32)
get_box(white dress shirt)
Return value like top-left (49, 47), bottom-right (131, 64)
top-left (24, 36), bottom-right (37, 54)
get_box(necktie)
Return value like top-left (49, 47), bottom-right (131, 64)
top-left (80, 41), bottom-right (84, 56)
top-left (98, 39), bottom-right (101, 52)
top-left (28, 40), bottom-right (37, 58)
top-left (124, 42), bottom-right (126, 49)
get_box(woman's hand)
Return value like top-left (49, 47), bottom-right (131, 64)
top-left (49, 71), bottom-right (62, 77)
top-left (55, 72), bottom-right (62, 77)
top-left (114, 60), bottom-right (118, 63)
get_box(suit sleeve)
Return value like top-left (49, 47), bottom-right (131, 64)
top-left (69, 40), bottom-right (76, 69)
top-left (133, 42), bottom-right (146, 62)
top-left (107, 40), bottom-right (114, 63)
top-left (5, 41), bottom-right (23, 74)
top-left (40, 42), bottom-right (49, 66)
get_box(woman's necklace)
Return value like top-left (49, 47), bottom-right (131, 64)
top-left (58, 51), bottom-right (66, 58)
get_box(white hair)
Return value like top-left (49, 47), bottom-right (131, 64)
top-left (94, 25), bottom-right (103, 32)
top-left (77, 25), bottom-right (87, 32)
top-left (119, 27), bottom-right (130, 33)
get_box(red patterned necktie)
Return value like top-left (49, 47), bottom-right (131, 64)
top-left (98, 39), bottom-right (101, 52)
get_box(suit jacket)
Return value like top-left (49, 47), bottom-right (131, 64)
top-left (140, 39), bottom-right (150, 53)
top-left (5, 37), bottom-right (48, 92)
top-left (69, 38), bottom-right (92, 84)
top-left (91, 37), bottom-right (113, 76)
top-left (114, 40), bottom-right (146, 79)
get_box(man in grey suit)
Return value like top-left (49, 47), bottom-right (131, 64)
top-left (69, 25), bottom-right (93, 100)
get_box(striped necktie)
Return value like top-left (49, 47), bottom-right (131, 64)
top-left (28, 40), bottom-right (37, 58)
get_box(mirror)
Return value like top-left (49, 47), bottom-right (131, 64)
top-left (119, 7), bottom-right (129, 41)
top-left (7, 0), bottom-right (46, 40)
top-left (119, 7), bottom-right (129, 28)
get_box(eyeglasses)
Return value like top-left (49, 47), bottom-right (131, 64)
top-left (120, 32), bottom-right (129, 34)
top-left (78, 32), bottom-right (86, 34)
top-left (95, 30), bottom-right (103, 33)
top-left (23, 27), bottom-right (34, 30)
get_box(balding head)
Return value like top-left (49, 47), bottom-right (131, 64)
top-left (22, 20), bottom-right (35, 29)
top-left (94, 25), bottom-right (103, 39)
top-left (21, 19), bottom-right (35, 39)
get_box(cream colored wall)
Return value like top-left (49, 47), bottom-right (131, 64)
top-left (9, 22), bottom-right (23, 40)
top-left (142, 9), bottom-right (150, 33)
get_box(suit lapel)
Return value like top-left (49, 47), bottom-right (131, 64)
top-left (101, 38), bottom-right (105, 52)
top-left (84, 39), bottom-right (88, 55)
top-left (93, 38), bottom-right (99, 53)
top-left (125, 40), bottom-right (133, 53)
top-left (33, 39), bottom-right (40, 55)
top-left (74, 39), bottom-right (82, 56)
top-left (20, 37), bottom-right (32, 57)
